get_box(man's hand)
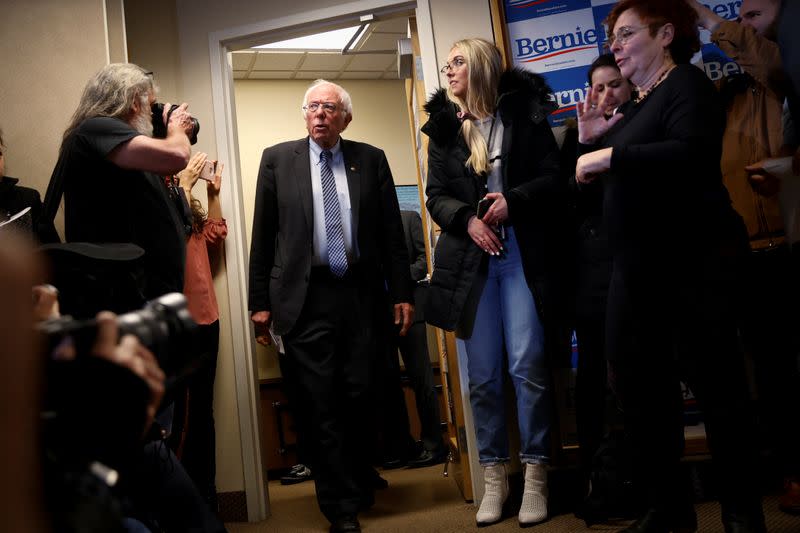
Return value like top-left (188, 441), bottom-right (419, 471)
top-left (92, 312), bottom-right (165, 437)
top-left (251, 310), bottom-right (273, 346)
top-left (746, 160), bottom-right (782, 197)
top-left (690, 1), bottom-right (724, 32)
top-left (165, 102), bottom-right (195, 139)
top-left (394, 303), bottom-right (414, 336)
top-left (177, 152), bottom-right (207, 195)
top-left (481, 192), bottom-right (508, 226)
top-left (32, 284), bottom-right (60, 321)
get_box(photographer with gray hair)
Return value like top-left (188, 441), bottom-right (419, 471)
top-left (43, 63), bottom-right (196, 300)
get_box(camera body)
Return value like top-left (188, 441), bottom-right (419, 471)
top-left (39, 292), bottom-right (197, 377)
top-left (151, 102), bottom-right (199, 145)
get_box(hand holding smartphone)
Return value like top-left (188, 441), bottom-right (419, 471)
top-left (198, 159), bottom-right (217, 182)
top-left (477, 196), bottom-right (495, 220)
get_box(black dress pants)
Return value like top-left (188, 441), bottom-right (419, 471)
top-left (282, 269), bottom-right (379, 522)
top-left (181, 321), bottom-right (220, 508)
top-left (607, 247), bottom-right (762, 519)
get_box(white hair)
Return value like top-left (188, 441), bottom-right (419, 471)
top-left (301, 79), bottom-right (353, 117)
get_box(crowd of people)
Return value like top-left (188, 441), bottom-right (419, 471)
top-left (3, 0), bottom-right (800, 532)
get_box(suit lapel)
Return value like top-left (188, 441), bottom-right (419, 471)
top-left (341, 139), bottom-right (361, 232)
top-left (293, 138), bottom-right (313, 233)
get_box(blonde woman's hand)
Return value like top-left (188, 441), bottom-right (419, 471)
top-left (467, 215), bottom-right (503, 256)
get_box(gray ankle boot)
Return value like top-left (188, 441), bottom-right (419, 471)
top-left (476, 464), bottom-right (509, 527)
top-left (519, 463), bottom-right (548, 526)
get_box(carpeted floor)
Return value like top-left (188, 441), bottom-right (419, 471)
top-left (226, 465), bottom-right (800, 532)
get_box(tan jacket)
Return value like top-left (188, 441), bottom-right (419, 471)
top-left (713, 20), bottom-right (787, 246)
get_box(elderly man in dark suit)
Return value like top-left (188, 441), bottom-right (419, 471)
top-left (248, 79), bottom-right (413, 533)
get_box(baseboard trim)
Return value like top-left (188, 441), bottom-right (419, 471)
top-left (217, 490), bottom-right (248, 522)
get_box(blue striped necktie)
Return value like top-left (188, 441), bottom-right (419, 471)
top-left (320, 150), bottom-right (348, 277)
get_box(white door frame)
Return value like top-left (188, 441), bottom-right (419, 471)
top-left (206, 0), bottom-right (438, 522)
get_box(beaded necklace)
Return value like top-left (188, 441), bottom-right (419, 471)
top-left (634, 64), bottom-right (676, 104)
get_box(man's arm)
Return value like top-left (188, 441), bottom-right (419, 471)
top-left (375, 151), bottom-right (414, 334)
top-left (248, 148), bottom-right (279, 343)
top-left (107, 103), bottom-right (194, 175)
top-left (407, 212), bottom-right (428, 282)
top-left (691, 2), bottom-right (786, 92)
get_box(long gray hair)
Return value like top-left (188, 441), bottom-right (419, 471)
top-left (62, 63), bottom-right (155, 142)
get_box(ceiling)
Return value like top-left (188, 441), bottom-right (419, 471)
top-left (232, 17), bottom-right (408, 81)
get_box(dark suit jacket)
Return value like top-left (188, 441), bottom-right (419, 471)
top-left (400, 210), bottom-right (428, 324)
top-left (248, 137), bottom-right (413, 336)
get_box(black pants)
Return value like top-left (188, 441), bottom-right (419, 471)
top-left (282, 269), bottom-right (379, 522)
top-left (396, 320), bottom-right (445, 453)
top-left (574, 314), bottom-right (610, 475)
top-left (740, 246), bottom-right (800, 478)
top-left (607, 248), bottom-right (762, 519)
top-left (181, 321), bottom-right (220, 508)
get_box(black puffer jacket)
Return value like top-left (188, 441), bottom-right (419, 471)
top-left (422, 68), bottom-right (570, 332)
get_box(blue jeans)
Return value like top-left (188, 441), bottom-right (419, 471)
top-left (461, 227), bottom-right (550, 465)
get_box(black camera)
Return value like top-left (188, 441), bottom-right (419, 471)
top-left (151, 102), bottom-right (199, 145)
top-left (38, 292), bottom-right (197, 377)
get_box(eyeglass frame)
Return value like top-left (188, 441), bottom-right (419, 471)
top-left (302, 101), bottom-right (339, 114)
top-left (440, 57), bottom-right (466, 74)
top-left (606, 24), bottom-right (650, 47)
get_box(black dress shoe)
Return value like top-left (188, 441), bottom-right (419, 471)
top-left (620, 507), bottom-right (697, 533)
top-left (280, 464), bottom-right (312, 485)
top-left (329, 515), bottom-right (361, 533)
top-left (406, 448), bottom-right (447, 469)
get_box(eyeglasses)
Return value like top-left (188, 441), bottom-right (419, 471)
top-left (440, 57), bottom-right (466, 74)
top-left (607, 25), bottom-right (648, 47)
top-left (302, 101), bottom-right (339, 114)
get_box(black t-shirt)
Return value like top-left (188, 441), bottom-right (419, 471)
top-left (59, 116), bottom-right (186, 298)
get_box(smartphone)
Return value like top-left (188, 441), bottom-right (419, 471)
top-left (477, 196), bottom-right (495, 220)
top-left (199, 159), bottom-right (217, 182)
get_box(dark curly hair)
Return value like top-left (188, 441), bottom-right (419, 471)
top-left (190, 198), bottom-right (207, 234)
top-left (605, 0), bottom-right (700, 64)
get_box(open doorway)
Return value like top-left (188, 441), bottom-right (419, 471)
top-left (205, 0), bottom-right (447, 522)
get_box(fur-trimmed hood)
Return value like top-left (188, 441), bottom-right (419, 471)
top-left (421, 67), bottom-right (556, 146)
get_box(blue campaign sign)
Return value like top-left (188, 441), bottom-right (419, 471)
top-left (700, 43), bottom-right (742, 81)
top-left (504, 0), bottom-right (592, 23)
top-left (591, 2), bottom-right (615, 54)
top-left (540, 65), bottom-right (593, 127)
top-left (508, 8), bottom-right (600, 74)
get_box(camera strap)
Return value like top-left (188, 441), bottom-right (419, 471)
top-left (40, 150), bottom-right (68, 243)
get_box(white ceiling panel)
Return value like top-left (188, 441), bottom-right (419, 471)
top-left (231, 52), bottom-right (255, 70)
top-left (294, 71), bottom-right (341, 80)
top-left (252, 51), bottom-right (304, 70)
top-left (339, 71), bottom-right (383, 80)
top-left (299, 53), bottom-right (349, 71)
top-left (249, 71), bottom-right (296, 79)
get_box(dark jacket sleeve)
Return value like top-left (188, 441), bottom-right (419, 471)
top-left (425, 139), bottom-right (474, 234)
top-left (248, 148), bottom-right (278, 312)
top-left (505, 119), bottom-right (562, 222)
top-left (376, 150), bottom-right (413, 304)
top-left (405, 211), bottom-right (428, 282)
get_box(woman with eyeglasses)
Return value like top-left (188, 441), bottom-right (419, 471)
top-left (422, 37), bottom-right (568, 527)
top-left (576, 1), bottom-right (765, 532)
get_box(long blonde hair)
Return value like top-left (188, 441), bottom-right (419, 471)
top-left (448, 38), bottom-right (503, 175)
